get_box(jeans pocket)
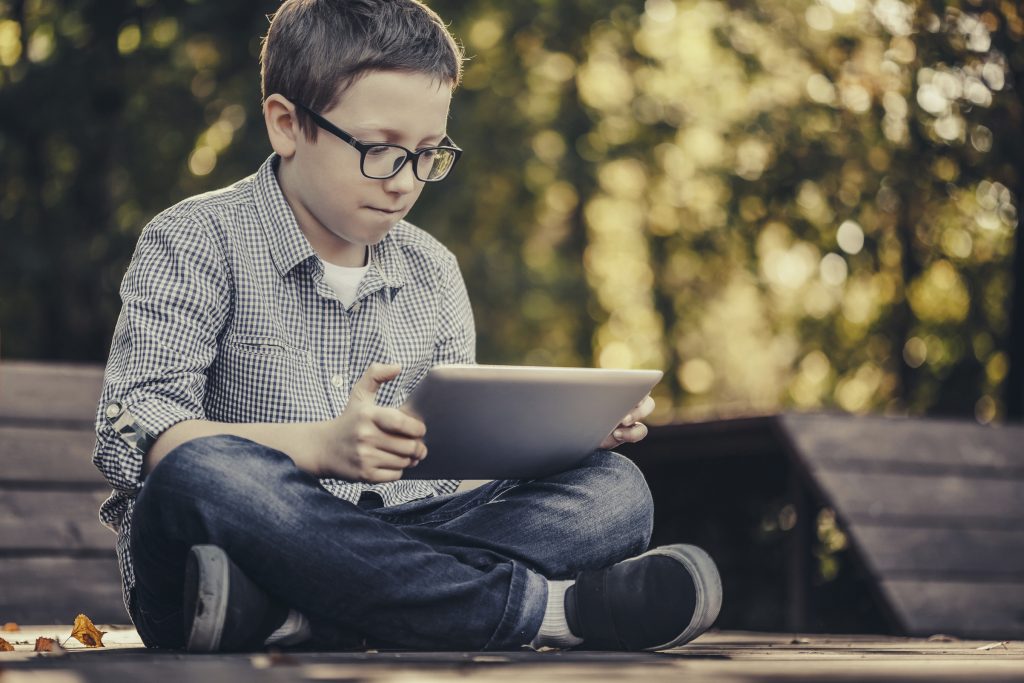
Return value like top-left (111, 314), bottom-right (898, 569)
top-left (485, 479), bottom-right (534, 504)
top-left (375, 481), bottom-right (522, 526)
top-left (417, 479), bottom-right (530, 523)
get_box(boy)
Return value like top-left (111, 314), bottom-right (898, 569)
top-left (92, 0), bottom-right (721, 652)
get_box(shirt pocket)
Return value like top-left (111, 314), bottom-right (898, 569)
top-left (224, 334), bottom-right (311, 359)
top-left (210, 334), bottom-right (324, 422)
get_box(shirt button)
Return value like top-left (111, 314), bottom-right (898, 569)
top-left (105, 402), bottom-right (121, 419)
top-left (351, 301), bottom-right (361, 313)
top-left (331, 374), bottom-right (344, 388)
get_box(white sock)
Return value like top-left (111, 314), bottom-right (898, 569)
top-left (264, 608), bottom-right (311, 647)
top-left (529, 579), bottom-right (584, 650)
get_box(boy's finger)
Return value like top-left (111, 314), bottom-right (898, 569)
top-left (636, 394), bottom-right (656, 419)
top-left (367, 467), bottom-right (405, 483)
top-left (369, 430), bottom-right (427, 459)
top-left (619, 422), bottom-right (648, 442)
top-left (361, 447), bottom-right (419, 471)
top-left (620, 395), bottom-right (655, 427)
top-left (373, 406), bottom-right (427, 438)
top-left (351, 363), bottom-right (401, 403)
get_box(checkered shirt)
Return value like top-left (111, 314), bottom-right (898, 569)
top-left (91, 154), bottom-right (474, 613)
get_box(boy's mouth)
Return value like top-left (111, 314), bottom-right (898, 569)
top-left (366, 206), bottom-right (403, 216)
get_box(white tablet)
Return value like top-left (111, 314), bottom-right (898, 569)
top-left (400, 364), bottom-right (663, 480)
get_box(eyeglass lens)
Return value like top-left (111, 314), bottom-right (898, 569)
top-left (363, 145), bottom-right (457, 181)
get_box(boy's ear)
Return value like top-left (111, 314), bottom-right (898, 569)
top-left (264, 94), bottom-right (302, 159)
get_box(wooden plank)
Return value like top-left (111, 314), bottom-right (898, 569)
top-left (2, 630), bottom-right (1024, 681)
top-left (0, 425), bottom-right (106, 484)
top-left (0, 360), bottom-right (104, 425)
top-left (626, 416), bottom-right (780, 462)
top-left (851, 524), bottom-right (1024, 577)
top-left (0, 556), bottom-right (126, 624)
top-left (780, 413), bottom-right (1024, 472)
top-left (881, 579), bottom-right (1024, 639)
top-left (811, 469), bottom-right (1024, 523)
top-left (0, 520), bottom-right (113, 552)
top-left (1, 624), bottom-right (142, 650)
top-left (0, 490), bottom-right (114, 552)
top-left (298, 657), bottom-right (1024, 683)
top-left (0, 490), bottom-right (111, 518)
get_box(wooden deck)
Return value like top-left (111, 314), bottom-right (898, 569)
top-left (3, 360), bottom-right (1023, 682)
top-left (1, 626), bottom-right (1022, 681)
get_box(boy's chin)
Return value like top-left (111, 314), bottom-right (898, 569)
top-left (346, 222), bottom-right (397, 246)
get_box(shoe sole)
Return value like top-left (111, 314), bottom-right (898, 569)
top-left (185, 545), bottom-right (231, 652)
top-left (625, 544), bottom-right (722, 651)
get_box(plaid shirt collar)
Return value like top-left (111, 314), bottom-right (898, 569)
top-left (253, 154), bottom-right (410, 296)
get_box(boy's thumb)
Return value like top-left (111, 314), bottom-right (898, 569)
top-left (350, 363), bottom-right (401, 403)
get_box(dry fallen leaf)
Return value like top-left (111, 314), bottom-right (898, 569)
top-left (34, 637), bottom-right (60, 652)
top-left (2, 622), bottom-right (18, 632)
top-left (0, 637), bottom-right (14, 651)
top-left (70, 613), bottom-right (106, 648)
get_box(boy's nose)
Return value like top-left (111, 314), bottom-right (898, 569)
top-left (382, 158), bottom-right (418, 194)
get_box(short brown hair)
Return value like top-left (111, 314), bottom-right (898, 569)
top-left (260, 0), bottom-right (464, 141)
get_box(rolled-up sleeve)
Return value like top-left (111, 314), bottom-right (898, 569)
top-left (92, 209), bottom-right (231, 492)
top-left (431, 250), bottom-right (476, 367)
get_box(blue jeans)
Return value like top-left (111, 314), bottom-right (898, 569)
top-left (128, 435), bottom-right (654, 651)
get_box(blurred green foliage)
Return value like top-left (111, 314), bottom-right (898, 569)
top-left (1, 0), bottom-right (1021, 424)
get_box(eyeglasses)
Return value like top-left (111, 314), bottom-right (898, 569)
top-left (293, 101), bottom-right (462, 182)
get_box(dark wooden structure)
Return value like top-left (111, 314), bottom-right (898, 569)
top-left (779, 413), bottom-right (1024, 639)
top-left (624, 413), bottom-right (1024, 640)
top-left (3, 360), bottom-right (1023, 640)
top-left (0, 361), bottom-right (124, 624)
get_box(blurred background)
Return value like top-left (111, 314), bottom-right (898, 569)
top-left (0, 0), bottom-right (1022, 424)
top-left (1, 0), bottom-right (1023, 636)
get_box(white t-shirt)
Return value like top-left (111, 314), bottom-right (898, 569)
top-left (321, 257), bottom-right (371, 309)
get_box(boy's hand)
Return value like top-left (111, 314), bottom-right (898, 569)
top-left (599, 394), bottom-right (655, 450)
top-left (316, 363), bottom-right (427, 483)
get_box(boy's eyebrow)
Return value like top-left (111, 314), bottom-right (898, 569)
top-left (356, 125), bottom-right (447, 145)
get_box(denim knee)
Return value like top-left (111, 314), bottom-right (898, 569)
top-left (143, 434), bottom-right (294, 516)
top-left (577, 450), bottom-right (655, 556)
top-left (150, 433), bottom-right (252, 483)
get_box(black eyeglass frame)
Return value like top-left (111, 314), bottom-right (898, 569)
top-left (293, 101), bottom-right (462, 182)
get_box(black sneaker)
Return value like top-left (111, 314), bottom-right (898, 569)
top-left (183, 545), bottom-right (289, 652)
top-left (564, 544), bottom-right (722, 651)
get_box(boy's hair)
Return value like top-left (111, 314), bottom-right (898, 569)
top-left (260, 0), bottom-right (464, 141)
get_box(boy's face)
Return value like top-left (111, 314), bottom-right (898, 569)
top-left (268, 70), bottom-right (453, 265)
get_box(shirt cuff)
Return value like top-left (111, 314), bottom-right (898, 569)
top-left (109, 396), bottom-right (201, 447)
top-left (97, 396), bottom-right (203, 489)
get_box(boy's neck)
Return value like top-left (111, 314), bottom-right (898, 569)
top-left (316, 243), bottom-right (368, 268)
top-left (322, 246), bottom-right (369, 268)
top-left (274, 158), bottom-right (369, 268)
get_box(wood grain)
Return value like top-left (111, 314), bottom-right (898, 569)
top-left (0, 556), bottom-right (126, 624)
top-left (881, 579), bottom-right (1024, 638)
top-left (0, 426), bottom-right (106, 484)
top-left (0, 361), bottom-right (104, 425)
top-left (0, 490), bottom-right (114, 552)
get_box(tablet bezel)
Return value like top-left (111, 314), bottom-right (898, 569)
top-left (400, 364), bottom-right (663, 480)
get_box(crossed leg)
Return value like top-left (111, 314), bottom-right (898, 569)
top-left (129, 435), bottom-right (653, 651)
